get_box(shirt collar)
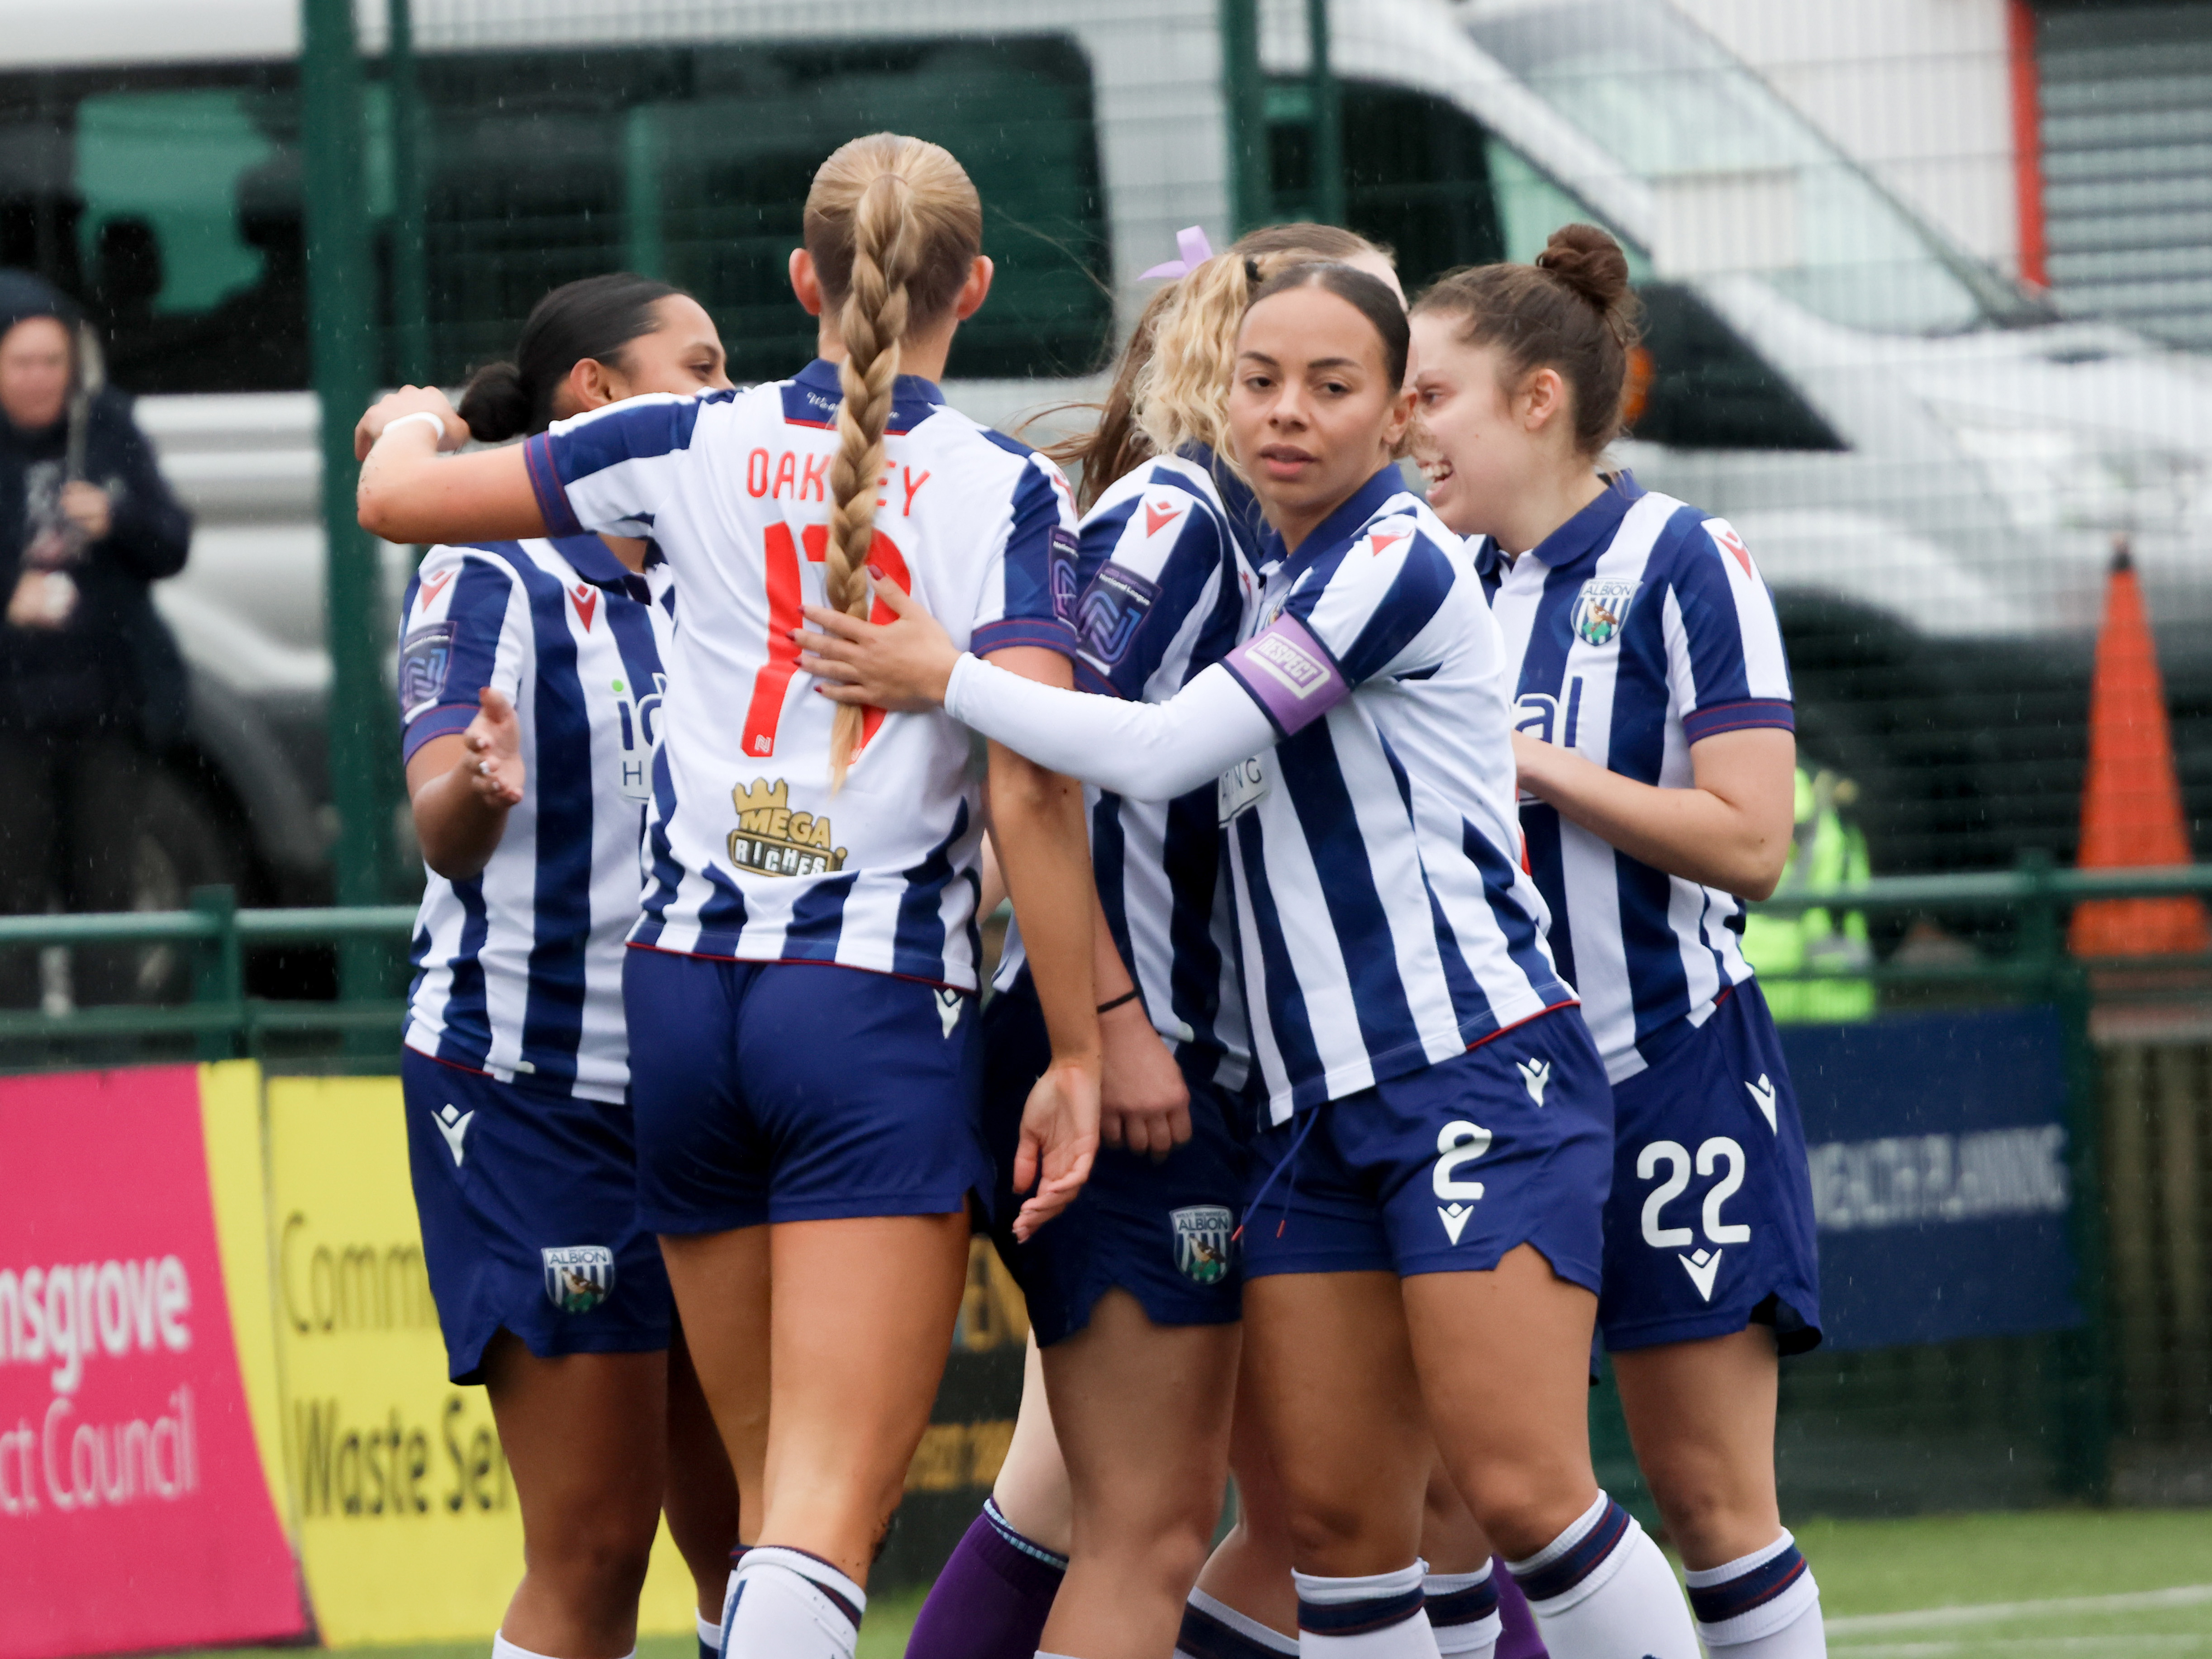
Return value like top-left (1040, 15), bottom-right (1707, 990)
top-left (1517, 470), bottom-right (1645, 578)
top-left (792, 357), bottom-right (947, 430)
top-left (1178, 443), bottom-right (1267, 556)
top-left (551, 534), bottom-right (651, 601)
top-left (1260, 464), bottom-right (1408, 575)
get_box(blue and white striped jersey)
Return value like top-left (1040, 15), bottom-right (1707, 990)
top-left (998, 448), bottom-right (1264, 1087)
top-left (1217, 466), bottom-right (1574, 1122)
top-left (1481, 473), bottom-right (1795, 1083)
top-left (398, 535), bottom-right (665, 1103)
top-left (523, 360), bottom-right (1078, 989)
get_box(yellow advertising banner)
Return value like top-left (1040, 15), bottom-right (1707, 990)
top-left (264, 1076), bottom-right (703, 1646)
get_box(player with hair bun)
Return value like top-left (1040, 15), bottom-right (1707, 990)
top-left (391, 272), bottom-right (738, 1659)
top-left (1409, 223), bottom-right (1827, 1658)
top-left (799, 258), bottom-right (1701, 1659)
top-left (355, 133), bottom-right (1104, 1659)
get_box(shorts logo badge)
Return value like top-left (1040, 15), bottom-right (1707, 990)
top-left (728, 778), bottom-right (847, 877)
top-left (1746, 1074), bottom-right (1778, 1134)
top-left (1679, 1246), bottom-right (1722, 1303)
top-left (433, 1103), bottom-right (473, 1167)
top-left (1570, 577), bottom-right (1640, 648)
top-left (1517, 1057), bottom-right (1551, 1106)
top-left (936, 988), bottom-right (964, 1038)
top-left (542, 1246), bottom-right (616, 1314)
top-left (1171, 1206), bottom-right (1234, 1285)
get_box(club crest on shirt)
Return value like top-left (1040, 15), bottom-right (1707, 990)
top-left (542, 1245), bottom-right (615, 1314)
top-left (1570, 577), bottom-right (1641, 648)
top-left (728, 778), bottom-right (847, 877)
top-left (1172, 1206), bottom-right (1235, 1285)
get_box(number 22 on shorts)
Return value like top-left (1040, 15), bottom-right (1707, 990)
top-left (1638, 1137), bottom-right (1748, 1303)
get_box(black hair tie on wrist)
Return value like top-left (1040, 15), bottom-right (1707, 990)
top-left (1097, 988), bottom-right (1142, 1016)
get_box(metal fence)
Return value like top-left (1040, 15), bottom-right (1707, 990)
top-left (3, 865), bottom-right (2210, 1521)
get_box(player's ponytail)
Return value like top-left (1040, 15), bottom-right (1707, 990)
top-left (1412, 222), bottom-right (1643, 456)
top-left (804, 133), bottom-right (983, 786)
top-left (458, 271), bottom-right (679, 441)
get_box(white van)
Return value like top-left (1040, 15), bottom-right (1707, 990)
top-left (1, 0), bottom-right (2204, 896)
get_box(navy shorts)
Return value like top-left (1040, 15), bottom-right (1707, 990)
top-left (625, 946), bottom-right (991, 1235)
top-left (1241, 1006), bottom-right (1613, 1287)
top-left (1599, 980), bottom-right (1822, 1354)
top-left (982, 971), bottom-right (1253, 1347)
top-left (401, 1049), bottom-right (671, 1385)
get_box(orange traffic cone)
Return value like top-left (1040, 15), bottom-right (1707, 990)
top-left (2070, 539), bottom-right (2209, 956)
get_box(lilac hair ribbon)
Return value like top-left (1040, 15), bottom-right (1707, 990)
top-left (1139, 225), bottom-right (1215, 280)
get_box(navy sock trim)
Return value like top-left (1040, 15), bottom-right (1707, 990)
top-left (1512, 1499), bottom-right (1632, 1604)
top-left (1298, 1586), bottom-right (1426, 1635)
top-left (1425, 1577), bottom-right (1501, 1628)
top-left (1688, 1545), bottom-right (1808, 1626)
top-left (1177, 1601), bottom-right (1291, 1659)
top-left (983, 1497), bottom-right (1071, 1571)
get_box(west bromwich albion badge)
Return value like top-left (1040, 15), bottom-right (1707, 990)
top-left (542, 1245), bottom-right (616, 1313)
top-left (1570, 577), bottom-right (1640, 648)
top-left (1172, 1206), bottom-right (1235, 1285)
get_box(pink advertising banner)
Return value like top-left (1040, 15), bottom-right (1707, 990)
top-left (0, 1065), bottom-right (304, 1659)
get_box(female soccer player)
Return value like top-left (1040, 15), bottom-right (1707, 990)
top-left (1406, 226), bottom-right (1825, 1658)
top-left (394, 273), bottom-right (739, 1659)
top-left (358, 134), bottom-right (1104, 1659)
top-left (797, 261), bottom-right (1700, 1657)
top-left (910, 223), bottom-right (1419, 1659)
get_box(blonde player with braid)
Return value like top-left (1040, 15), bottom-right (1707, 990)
top-left (353, 134), bottom-right (1103, 1659)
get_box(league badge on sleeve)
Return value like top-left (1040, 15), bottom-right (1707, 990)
top-left (542, 1245), bottom-right (617, 1313)
top-left (1570, 577), bottom-right (1641, 648)
top-left (1172, 1206), bottom-right (1235, 1285)
top-left (399, 622), bottom-right (456, 720)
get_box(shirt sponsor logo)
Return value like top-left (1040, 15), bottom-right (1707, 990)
top-left (1171, 1206), bottom-right (1234, 1284)
top-left (1217, 755), bottom-right (1270, 823)
top-left (541, 1246), bottom-right (615, 1314)
top-left (727, 777), bottom-right (848, 877)
top-left (398, 622), bottom-right (455, 719)
top-left (1075, 562), bottom-right (1160, 667)
top-left (1570, 577), bottom-right (1641, 648)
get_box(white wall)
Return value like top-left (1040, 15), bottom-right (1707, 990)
top-left (1670, 0), bottom-right (2025, 279)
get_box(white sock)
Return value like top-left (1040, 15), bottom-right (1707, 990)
top-left (1423, 1564), bottom-right (1500, 1658)
top-left (1506, 1493), bottom-right (1698, 1659)
top-left (1178, 1586), bottom-right (1301, 1657)
top-left (492, 1636), bottom-right (569, 1659)
top-left (1294, 1561), bottom-right (1441, 1657)
top-left (1684, 1531), bottom-right (1825, 1655)
top-left (697, 1611), bottom-right (722, 1652)
top-left (721, 1544), bottom-right (865, 1659)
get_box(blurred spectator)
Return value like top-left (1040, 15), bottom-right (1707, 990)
top-left (1742, 764), bottom-right (1877, 1022)
top-left (0, 270), bottom-right (190, 1007)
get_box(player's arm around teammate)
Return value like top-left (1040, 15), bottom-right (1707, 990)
top-left (802, 266), bottom-right (1700, 1658)
top-left (390, 275), bottom-right (740, 1659)
top-left (363, 136), bottom-right (1102, 1659)
top-left (1409, 226), bottom-right (1827, 1659)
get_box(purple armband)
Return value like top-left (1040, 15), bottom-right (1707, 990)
top-left (1220, 615), bottom-right (1349, 737)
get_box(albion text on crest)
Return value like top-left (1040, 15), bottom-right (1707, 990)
top-left (1571, 577), bottom-right (1641, 648)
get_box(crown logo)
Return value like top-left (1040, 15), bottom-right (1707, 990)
top-left (728, 777), bottom-right (847, 878)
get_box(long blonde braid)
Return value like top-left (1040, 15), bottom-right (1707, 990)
top-left (804, 134), bottom-right (982, 786)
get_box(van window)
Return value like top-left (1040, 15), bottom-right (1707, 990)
top-left (1266, 82), bottom-right (1834, 452)
top-left (0, 37), bottom-right (1111, 394)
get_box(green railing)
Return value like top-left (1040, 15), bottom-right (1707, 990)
top-left (0, 860), bottom-right (2205, 1055)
